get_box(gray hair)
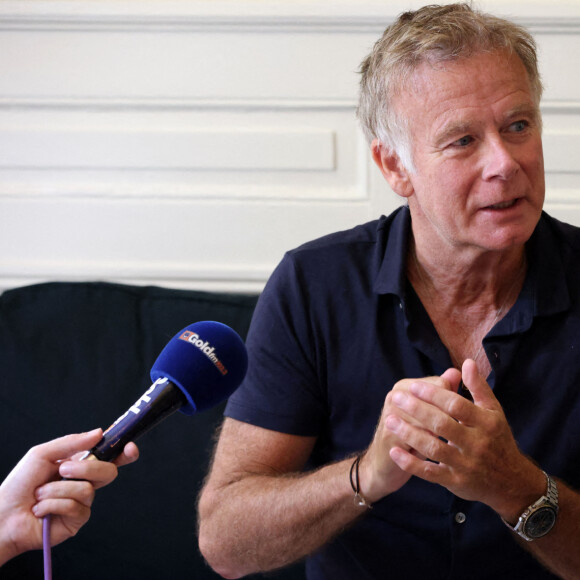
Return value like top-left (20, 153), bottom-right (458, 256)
top-left (357, 2), bottom-right (543, 172)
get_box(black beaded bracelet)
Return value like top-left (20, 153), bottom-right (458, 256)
top-left (349, 454), bottom-right (372, 509)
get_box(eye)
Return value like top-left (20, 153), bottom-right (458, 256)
top-left (509, 120), bottom-right (529, 132)
top-left (452, 135), bottom-right (473, 147)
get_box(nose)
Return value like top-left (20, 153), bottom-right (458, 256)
top-left (481, 136), bottom-right (519, 181)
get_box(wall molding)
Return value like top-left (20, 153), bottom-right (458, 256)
top-left (542, 101), bottom-right (580, 114)
top-left (0, 183), bottom-right (370, 202)
top-left (0, 260), bottom-right (277, 294)
top-left (0, 97), bottom-right (355, 111)
top-left (3, 1), bottom-right (580, 33)
top-left (2, 97), bottom-right (578, 112)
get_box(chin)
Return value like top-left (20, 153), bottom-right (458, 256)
top-left (482, 227), bottom-right (536, 251)
top-left (479, 209), bottom-right (542, 250)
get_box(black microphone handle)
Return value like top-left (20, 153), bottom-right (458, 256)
top-left (86, 378), bottom-right (187, 462)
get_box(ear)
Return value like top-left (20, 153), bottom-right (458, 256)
top-left (371, 139), bottom-right (414, 198)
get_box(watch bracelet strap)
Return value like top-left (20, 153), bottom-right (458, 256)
top-left (501, 471), bottom-right (558, 539)
top-left (545, 472), bottom-right (559, 508)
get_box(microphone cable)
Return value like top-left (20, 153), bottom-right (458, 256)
top-left (42, 515), bottom-right (52, 580)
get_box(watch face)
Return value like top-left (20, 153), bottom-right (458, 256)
top-left (524, 507), bottom-right (557, 539)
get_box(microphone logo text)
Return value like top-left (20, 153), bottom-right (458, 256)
top-left (178, 330), bottom-right (229, 376)
top-left (106, 378), bottom-right (167, 431)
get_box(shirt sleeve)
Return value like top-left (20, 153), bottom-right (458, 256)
top-left (224, 251), bottom-right (326, 436)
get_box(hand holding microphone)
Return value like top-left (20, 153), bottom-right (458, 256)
top-left (38, 321), bottom-right (247, 578)
top-left (0, 429), bottom-right (138, 568)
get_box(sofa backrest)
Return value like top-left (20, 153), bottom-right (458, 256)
top-left (0, 282), bottom-right (305, 579)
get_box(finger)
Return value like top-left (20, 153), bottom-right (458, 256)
top-left (32, 429), bottom-right (104, 464)
top-left (389, 446), bottom-right (444, 482)
top-left (461, 359), bottom-right (500, 410)
top-left (385, 413), bottom-right (459, 466)
top-left (59, 458), bottom-right (119, 489)
top-left (408, 380), bottom-right (477, 426)
top-left (35, 480), bottom-right (96, 510)
top-left (391, 373), bottom-right (457, 399)
top-left (390, 389), bottom-right (465, 443)
top-left (113, 442), bottom-right (140, 467)
top-left (61, 440), bottom-right (138, 489)
top-left (440, 367), bottom-right (462, 390)
top-left (33, 499), bottom-right (91, 533)
top-left (2, 429), bottom-right (105, 492)
top-left (387, 372), bottom-right (459, 428)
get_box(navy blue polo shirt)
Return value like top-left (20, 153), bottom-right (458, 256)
top-left (225, 205), bottom-right (580, 579)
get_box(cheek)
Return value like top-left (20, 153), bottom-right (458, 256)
top-left (419, 163), bottom-right (474, 210)
top-left (532, 153), bottom-right (545, 187)
top-left (521, 139), bottom-right (544, 176)
top-left (521, 150), bottom-right (545, 204)
top-left (409, 174), bottom-right (471, 236)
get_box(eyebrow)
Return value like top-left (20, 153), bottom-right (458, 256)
top-left (433, 103), bottom-right (540, 148)
top-left (504, 103), bottom-right (541, 123)
top-left (433, 121), bottom-right (474, 149)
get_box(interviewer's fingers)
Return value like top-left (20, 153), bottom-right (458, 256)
top-left (33, 497), bottom-right (92, 544)
top-left (59, 441), bottom-right (139, 488)
top-left (33, 480), bottom-right (96, 516)
top-left (113, 441), bottom-right (140, 468)
top-left (59, 457), bottom-right (119, 489)
top-left (37, 429), bottom-right (105, 463)
top-left (51, 500), bottom-right (91, 529)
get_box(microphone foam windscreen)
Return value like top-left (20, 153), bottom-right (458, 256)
top-left (150, 321), bottom-right (248, 415)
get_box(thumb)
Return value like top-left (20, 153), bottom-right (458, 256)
top-left (40, 428), bottom-right (104, 463)
top-left (461, 359), bottom-right (497, 409)
top-left (441, 367), bottom-right (462, 391)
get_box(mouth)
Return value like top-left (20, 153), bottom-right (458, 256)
top-left (485, 198), bottom-right (519, 210)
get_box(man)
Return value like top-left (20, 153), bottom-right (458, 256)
top-left (198, 4), bottom-right (580, 579)
top-left (0, 429), bottom-right (138, 566)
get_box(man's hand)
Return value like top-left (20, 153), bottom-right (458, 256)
top-left (384, 359), bottom-right (545, 520)
top-left (358, 368), bottom-right (460, 503)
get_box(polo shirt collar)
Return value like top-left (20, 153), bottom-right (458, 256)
top-left (501, 212), bottom-right (570, 334)
top-left (372, 206), bottom-right (571, 327)
top-left (373, 205), bottom-right (411, 297)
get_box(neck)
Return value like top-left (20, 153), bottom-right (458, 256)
top-left (407, 237), bottom-right (527, 377)
top-left (409, 237), bottom-right (527, 312)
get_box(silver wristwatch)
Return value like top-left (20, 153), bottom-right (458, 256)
top-left (503, 471), bottom-right (559, 542)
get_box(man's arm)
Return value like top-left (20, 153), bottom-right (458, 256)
top-left (525, 482), bottom-right (580, 580)
top-left (197, 418), bottom-right (363, 579)
top-left (197, 373), bottom-right (456, 579)
top-left (385, 359), bottom-right (580, 580)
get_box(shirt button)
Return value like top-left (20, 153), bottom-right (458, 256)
top-left (455, 512), bottom-right (467, 524)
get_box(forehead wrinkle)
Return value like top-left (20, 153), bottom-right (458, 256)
top-left (399, 51), bottom-right (539, 160)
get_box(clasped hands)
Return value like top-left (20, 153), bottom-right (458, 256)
top-left (360, 359), bottom-right (544, 521)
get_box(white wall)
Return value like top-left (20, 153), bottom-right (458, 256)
top-left (1, 0), bottom-right (580, 293)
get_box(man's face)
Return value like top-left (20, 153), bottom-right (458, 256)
top-left (392, 50), bottom-right (545, 256)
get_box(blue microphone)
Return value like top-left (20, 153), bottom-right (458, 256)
top-left (87, 321), bottom-right (248, 462)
